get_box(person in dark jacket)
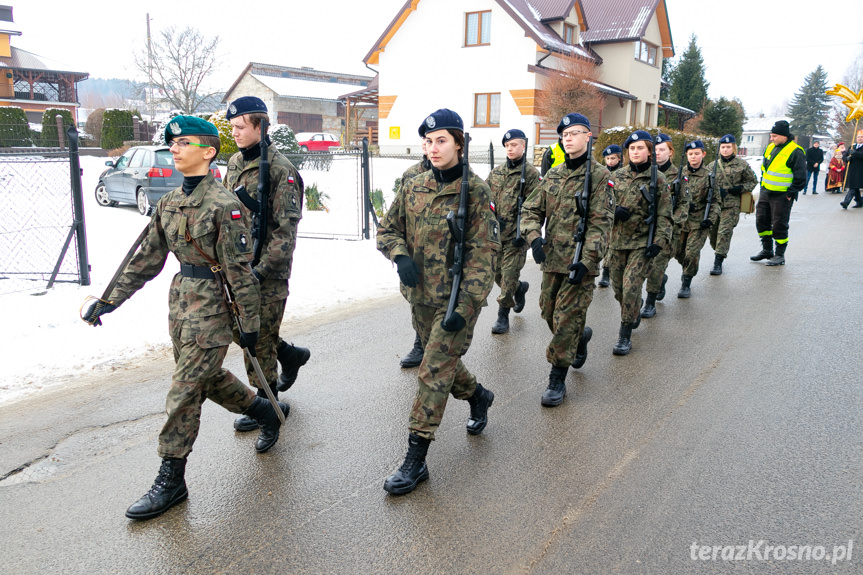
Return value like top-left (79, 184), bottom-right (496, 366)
top-left (804, 141), bottom-right (824, 195)
top-left (840, 130), bottom-right (863, 209)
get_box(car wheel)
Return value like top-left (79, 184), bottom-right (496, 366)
top-left (95, 183), bottom-right (117, 207)
top-left (136, 188), bottom-right (153, 216)
top-left (299, 145), bottom-right (308, 152)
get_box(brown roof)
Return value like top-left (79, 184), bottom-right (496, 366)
top-left (0, 47), bottom-right (87, 78)
top-left (525, 0), bottom-right (581, 22)
top-left (579, 0), bottom-right (674, 57)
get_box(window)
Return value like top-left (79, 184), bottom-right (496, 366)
top-left (128, 150), bottom-right (147, 169)
top-left (634, 39), bottom-right (658, 66)
top-left (629, 101), bottom-right (639, 125)
top-left (465, 11), bottom-right (491, 46)
top-left (474, 93), bottom-right (501, 127)
top-left (644, 103), bottom-right (653, 126)
top-left (746, 135), bottom-right (754, 143)
top-left (563, 23), bottom-right (576, 45)
top-left (115, 150), bottom-right (134, 169)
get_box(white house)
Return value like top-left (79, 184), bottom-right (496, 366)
top-left (741, 116), bottom-right (790, 158)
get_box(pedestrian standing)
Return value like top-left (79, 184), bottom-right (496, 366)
top-left (487, 128), bottom-right (540, 334)
top-left (707, 134), bottom-right (758, 275)
top-left (224, 97), bottom-right (310, 434)
top-left (521, 113), bottom-right (614, 405)
top-left (825, 146), bottom-right (845, 194)
top-left (608, 130), bottom-right (672, 355)
top-left (750, 120), bottom-right (806, 265)
top-left (597, 144), bottom-right (623, 288)
top-left (804, 140), bottom-right (824, 194)
top-left (541, 138), bottom-right (566, 176)
top-left (377, 109), bottom-right (500, 495)
top-left (840, 131), bottom-right (863, 209)
top-left (83, 116), bottom-right (287, 520)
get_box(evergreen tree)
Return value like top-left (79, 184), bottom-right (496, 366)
top-left (788, 65), bottom-right (831, 139)
top-left (667, 34), bottom-right (709, 113)
top-left (698, 97), bottom-right (745, 142)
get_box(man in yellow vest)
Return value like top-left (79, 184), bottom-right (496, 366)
top-left (750, 120), bottom-right (806, 266)
top-left (540, 138), bottom-right (566, 176)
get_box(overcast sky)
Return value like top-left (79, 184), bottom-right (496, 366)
top-left (13, 0), bottom-right (863, 117)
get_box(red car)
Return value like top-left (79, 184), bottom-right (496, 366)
top-left (295, 132), bottom-right (340, 152)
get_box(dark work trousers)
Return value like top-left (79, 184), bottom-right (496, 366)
top-left (755, 190), bottom-right (794, 244)
top-left (842, 187), bottom-right (862, 207)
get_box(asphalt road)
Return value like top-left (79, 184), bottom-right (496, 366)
top-left (1, 191), bottom-right (861, 574)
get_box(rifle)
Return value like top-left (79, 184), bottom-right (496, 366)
top-left (514, 137), bottom-right (528, 245)
top-left (568, 136), bottom-right (593, 281)
top-left (639, 142), bottom-right (659, 255)
top-left (702, 145), bottom-right (719, 226)
top-left (234, 118), bottom-right (270, 268)
top-left (670, 141), bottom-right (688, 212)
top-left (444, 133), bottom-right (470, 326)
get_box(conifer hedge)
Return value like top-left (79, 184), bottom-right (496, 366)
top-left (0, 106), bottom-right (32, 147)
top-left (100, 109), bottom-right (137, 150)
top-left (40, 108), bottom-right (74, 147)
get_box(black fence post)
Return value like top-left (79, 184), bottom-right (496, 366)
top-left (67, 125), bottom-right (90, 286)
top-left (488, 141), bottom-right (494, 171)
top-left (361, 137), bottom-right (371, 240)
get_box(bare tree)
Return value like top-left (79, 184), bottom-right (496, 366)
top-left (535, 54), bottom-right (604, 131)
top-left (134, 26), bottom-right (221, 114)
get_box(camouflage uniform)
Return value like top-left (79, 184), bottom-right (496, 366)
top-left (609, 164), bottom-right (672, 324)
top-left (377, 165), bottom-right (500, 440)
top-left (107, 174), bottom-right (260, 459)
top-left (675, 165), bottom-right (720, 277)
top-left (521, 159), bottom-right (614, 366)
top-left (708, 155), bottom-right (758, 256)
top-left (401, 157), bottom-right (431, 184)
top-left (223, 146), bottom-right (303, 391)
top-left (485, 157), bottom-right (540, 307)
top-left (645, 162), bottom-right (691, 292)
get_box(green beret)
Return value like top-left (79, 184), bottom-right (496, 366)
top-left (164, 115), bottom-right (219, 143)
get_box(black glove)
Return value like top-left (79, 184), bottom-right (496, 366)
top-left (252, 269), bottom-right (263, 283)
top-left (512, 236), bottom-right (526, 248)
top-left (530, 237), bottom-right (547, 264)
top-left (787, 192), bottom-right (798, 202)
top-left (614, 206), bottom-right (632, 223)
top-left (83, 300), bottom-right (117, 326)
top-left (728, 185), bottom-right (743, 196)
top-left (719, 187), bottom-right (728, 199)
top-left (566, 262), bottom-right (588, 285)
top-left (238, 330), bottom-right (258, 356)
top-left (699, 219), bottom-right (711, 230)
top-left (394, 255), bottom-right (420, 288)
top-left (440, 312), bottom-right (466, 332)
top-left (645, 243), bottom-right (661, 258)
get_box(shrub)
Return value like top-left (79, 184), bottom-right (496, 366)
top-left (208, 109), bottom-right (237, 162)
top-left (371, 188), bottom-right (387, 218)
top-left (0, 106), bottom-right (32, 146)
top-left (85, 108), bottom-right (105, 145)
top-left (100, 109), bottom-right (137, 150)
top-left (304, 182), bottom-right (330, 212)
top-left (40, 108), bottom-right (74, 147)
top-left (270, 124), bottom-right (299, 155)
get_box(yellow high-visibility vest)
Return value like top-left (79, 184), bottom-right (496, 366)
top-left (761, 141), bottom-right (803, 191)
top-left (550, 142), bottom-right (565, 169)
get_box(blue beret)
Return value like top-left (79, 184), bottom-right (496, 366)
top-left (623, 130), bottom-right (653, 149)
top-left (602, 144), bottom-right (622, 157)
top-left (419, 108), bottom-right (464, 138)
top-left (654, 133), bottom-right (673, 145)
top-left (557, 113), bottom-right (590, 134)
top-left (226, 96), bottom-right (268, 120)
top-left (502, 128), bottom-right (527, 145)
top-left (164, 115), bottom-right (219, 144)
top-left (719, 134), bottom-right (736, 144)
top-left (686, 140), bottom-right (705, 150)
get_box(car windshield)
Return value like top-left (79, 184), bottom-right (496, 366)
top-left (155, 150), bottom-right (175, 167)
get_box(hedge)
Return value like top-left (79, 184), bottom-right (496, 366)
top-left (40, 108), bottom-right (74, 147)
top-left (0, 106), bottom-right (32, 147)
top-left (100, 109), bottom-right (137, 150)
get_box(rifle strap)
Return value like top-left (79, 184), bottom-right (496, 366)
top-left (235, 187), bottom-right (261, 213)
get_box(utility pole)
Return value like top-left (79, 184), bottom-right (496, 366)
top-left (146, 14), bottom-right (154, 123)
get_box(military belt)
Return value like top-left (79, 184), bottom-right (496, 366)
top-left (180, 263), bottom-right (216, 279)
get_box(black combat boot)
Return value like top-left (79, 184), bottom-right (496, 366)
top-left (641, 293), bottom-right (658, 318)
top-left (678, 275), bottom-right (692, 298)
top-left (243, 397), bottom-right (289, 453)
top-left (612, 323), bottom-right (633, 356)
top-left (276, 341), bottom-right (311, 391)
top-left (541, 365), bottom-right (568, 406)
top-left (491, 306), bottom-right (511, 334)
top-left (513, 281), bottom-right (529, 313)
top-left (571, 326), bottom-right (592, 369)
top-left (750, 237), bottom-right (773, 261)
top-left (656, 274), bottom-right (668, 301)
top-left (384, 434), bottom-right (431, 495)
top-left (766, 242), bottom-right (786, 266)
top-left (466, 383), bottom-right (494, 435)
top-left (400, 332), bottom-right (424, 368)
top-left (125, 457), bottom-right (188, 520)
top-left (598, 267), bottom-right (610, 287)
top-left (710, 254), bottom-right (725, 275)
top-left (233, 385), bottom-right (286, 432)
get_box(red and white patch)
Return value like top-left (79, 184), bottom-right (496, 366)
top-left (490, 201), bottom-right (496, 213)
top-left (607, 180), bottom-right (614, 187)
top-left (231, 209), bottom-right (242, 220)
top-left (288, 176), bottom-right (295, 184)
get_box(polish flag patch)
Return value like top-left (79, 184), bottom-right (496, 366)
top-left (607, 180), bottom-right (614, 187)
top-left (490, 201), bottom-right (496, 213)
top-left (231, 209), bottom-right (242, 219)
top-left (288, 176), bottom-right (295, 184)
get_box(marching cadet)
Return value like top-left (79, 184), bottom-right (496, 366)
top-left (521, 113), bottom-right (614, 406)
top-left (674, 140), bottom-right (720, 297)
top-left (83, 116), bottom-right (287, 520)
top-left (377, 109), bottom-right (500, 495)
top-left (486, 128), bottom-right (540, 334)
top-left (597, 144), bottom-right (623, 288)
top-left (707, 134), bottom-right (758, 275)
top-left (641, 133), bottom-right (689, 318)
top-left (224, 97), bottom-right (311, 434)
top-left (608, 130), bottom-right (672, 355)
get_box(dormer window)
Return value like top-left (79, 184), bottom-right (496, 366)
top-left (465, 11), bottom-right (491, 46)
top-left (634, 39), bottom-right (658, 66)
top-left (563, 23), bottom-right (576, 45)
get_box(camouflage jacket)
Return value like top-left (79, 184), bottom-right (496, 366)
top-left (521, 159), bottom-right (614, 276)
top-left (485, 158), bottom-right (541, 242)
top-left (223, 147), bottom-right (303, 286)
top-left (661, 162), bottom-right (691, 227)
top-left (108, 174), bottom-right (260, 332)
top-left (377, 164), bottom-right (501, 317)
top-left (682, 164), bottom-right (720, 229)
top-left (401, 157), bottom-right (431, 186)
top-left (707, 155), bottom-right (758, 209)
top-left (610, 163), bottom-right (673, 251)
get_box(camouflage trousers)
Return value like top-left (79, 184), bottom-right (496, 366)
top-left (709, 204), bottom-right (741, 257)
top-left (609, 248), bottom-right (650, 325)
top-left (675, 225), bottom-right (711, 277)
top-left (409, 302), bottom-right (481, 440)
top-left (494, 242), bottom-right (527, 307)
top-left (232, 296), bottom-right (287, 390)
top-left (539, 271), bottom-right (595, 367)
top-left (645, 224), bottom-right (683, 293)
top-left (161, 315), bottom-right (256, 459)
